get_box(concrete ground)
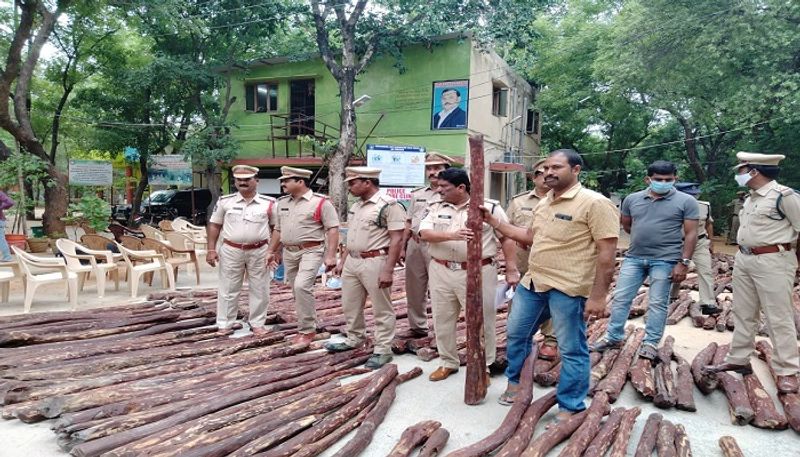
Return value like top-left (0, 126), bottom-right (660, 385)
top-left (0, 238), bottom-right (797, 456)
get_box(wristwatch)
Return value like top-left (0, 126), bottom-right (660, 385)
top-left (680, 258), bottom-right (691, 266)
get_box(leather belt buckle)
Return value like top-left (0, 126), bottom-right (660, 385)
top-left (739, 246), bottom-right (753, 255)
top-left (447, 261), bottom-right (463, 271)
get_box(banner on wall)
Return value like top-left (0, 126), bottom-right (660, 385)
top-left (69, 160), bottom-right (113, 186)
top-left (366, 144), bottom-right (426, 188)
top-left (148, 155), bottom-right (192, 186)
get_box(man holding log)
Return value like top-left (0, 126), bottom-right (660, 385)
top-left (324, 167), bottom-right (406, 370)
top-left (206, 165), bottom-right (277, 335)
top-left (266, 166), bottom-right (340, 345)
top-left (506, 158), bottom-right (559, 362)
top-left (398, 152), bottom-right (455, 339)
top-left (704, 152), bottom-right (800, 394)
top-left (419, 167), bottom-right (520, 382)
top-left (481, 149), bottom-right (619, 418)
top-left (593, 160), bottom-right (699, 360)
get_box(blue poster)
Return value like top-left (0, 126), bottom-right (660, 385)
top-left (431, 79), bottom-right (469, 130)
top-left (366, 144), bottom-right (426, 187)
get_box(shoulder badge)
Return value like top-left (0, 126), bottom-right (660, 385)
top-left (218, 193), bottom-right (235, 200)
top-left (277, 195), bottom-right (291, 201)
top-left (313, 192), bottom-right (329, 200)
top-left (511, 190), bottom-right (531, 199)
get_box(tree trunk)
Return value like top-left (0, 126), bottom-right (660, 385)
top-left (205, 164), bottom-right (223, 216)
top-left (130, 156), bottom-right (149, 224)
top-left (42, 164), bottom-right (68, 235)
top-left (329, 77), bottom-right (357, 220)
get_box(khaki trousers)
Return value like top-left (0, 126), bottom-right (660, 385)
top-left (404, 238), bottom-right (431, 332)
top-left (726, 250), bottom-right (800, 375)
top-left (670, 237), bottom-right (715, 305)
top-left (283, 245), bottom-right (324, 334)
top-left (341, 256), bottom-right (396, 355)
top-left (515, 247), bottom-right (555, 341)
top-left (217, 243), bottom-right (270, 329)
top-left (429, 261), bottom-right (497, 369)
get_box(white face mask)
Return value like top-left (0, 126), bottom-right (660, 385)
top-left (735, 171), bottom-right (753, 187)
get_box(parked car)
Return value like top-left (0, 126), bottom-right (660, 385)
top-left (141, 189), bottom-right (213, 225)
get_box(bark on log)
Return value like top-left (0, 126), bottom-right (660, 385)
top-left (557, 392), bottom-right (609, 457)
top-left (691, 342), bottom-right (718, 394)
top-left (633, 413), bottom-right (662, 457)
top-left (666, 298), bottom-right (691, 325)
top-left (465, 134), bottom-right (488, 406)
top-left (653, 336), bottom-right (676, 409)
top-left (582, 407), bottom-right (625, 457)
top-left (281, 401), bottom-right (377, 457)
top-left (702, 315), bottom-right (716, 330)
top-left (520, 409), bottom-right (589, 457)
top-left (607, 407), bottom-right (641, 457)
top-left (673, 424), bottom-right (692, 457)
top-left (418, 427), bottom-right (451, 457)
top-left (596, 328), bottom-right (644, 402)
top-left (396, 367), bottom-right (424, 384)
top-left (590, 349), bottom-right (620, 390)
top-left (743, 373), bottom-right (788, 429)
top-left (329, 380), bottom-right (398, 457)
top-left (629, 357), bottom-right (656, 400)
top-left (494, 392), bottom-right (557, 457)
top-left (717, 372), bottom-right (755, 425)
top-left (534, 362), bottom-right (561, 387)
top-left (672, 354), bottom-right (696, 412)
top-left (655, 420), bottom-right (677, 457)
top-left (688, 300), bottom-right (704, 327)
top-left (718, 436), bottom-right (745, 457)
top-left (386, 420), bottom-right (443, 457)
top-left (716, 301), bottom-right (731, 332)
top-left (755, 340), bottom-right (800, 433)
top-left (446, 349), bottom-right (538, 457)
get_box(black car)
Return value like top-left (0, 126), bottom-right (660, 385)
top-left (137, 188), bottom-right (213, 225)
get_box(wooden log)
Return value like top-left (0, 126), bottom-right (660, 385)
top-left (718, 436), bottom-right (745, 457)
top-left (582, 407), bottom-right (625, 457)
top-left (717, 372), bottom-right (755, 425)
top-left (702, 314), bottom-right (716, 330)
top-left (655, 420), bottom-right (677, 457)
top-left (418, 427), bottom-right (451, 457)
top-left (755, 340), bottom-right (800, 433)
top-left (557, 392), bottom-right (609, 457)
top-left (672, 353), bottom-right (696, 412)
top-left (590, 349), bottom-right (621, 390)
top-left (534, 361), bottom-right (560, 387)
top-left (691, 342), bottom-right (718, 394)
top-left (715, 301), bottom-right (731, 332)
top-left (494, 391), bottom-right (557, 457)
top-left (465, 133), bottom-right (488, 406)
top-left (629, 357), bottom-right (656, 400)
top-left (386, 420), bottom-right (443, 457)
top-left (628, 292), bottom-right (648, 318)
top-left (688, 300), bottom-right (704, 327)
top-left (673, 424), bottom-right (692, 457)
top-left (666, 297), bottom-right (691, 325)
top-left (519, 409), bottom-right (589, 457)
top-left (653, 336), bottom-right (676, 409)
top-left (743, 373), bottom-right (788, 429)
top-left (224, 414), bottom-right (318, 457)
top-left (328, 380), bottom-right (398, 457)
top-left (607, 407), bottom-right (641, 457)
top-left (277, 400), bottom-right (377, 457)
top-left (417, 347), bottom-right (439, 362)
top-left (596, 328), bottom-right (644, 402)
top-left (633, 413), bottom-right (662, 457)
top-left (396, 367), bottom-right (424, 384)
top-left (446, 349), bottom-right (537, 457)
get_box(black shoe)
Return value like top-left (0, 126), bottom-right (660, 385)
top-left (365, 353), bottom-right (393, 369)
top-left (700, 304), bottom-right (721, 315)
top-left (590, 337), bottom-right (624, 353)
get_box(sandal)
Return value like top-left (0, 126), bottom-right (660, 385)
top-left (498, 386), bottom-right (520, 406)
top-left (637, 343), bottom-right (659, 361)
top-left (589, 337), bottom-right (624, 353)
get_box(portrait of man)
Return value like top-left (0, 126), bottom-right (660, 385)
top-left (431, 80), bottom-right (469, 130)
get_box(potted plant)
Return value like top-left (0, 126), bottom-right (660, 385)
top-left (62, 195), bottom-right (112, 240)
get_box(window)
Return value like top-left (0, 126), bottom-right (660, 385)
top-left (245, 82), bottom-right (278, 112)
top-left (526, 108), bottom-right (540, 135)
top-left (492, 85), bottom-right (508, 116)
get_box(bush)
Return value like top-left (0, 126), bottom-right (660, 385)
top-left (64, 195), bottom-right (112, 232)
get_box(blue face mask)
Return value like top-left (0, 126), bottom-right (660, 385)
top-left (650, 180), bottom-right (675, 194)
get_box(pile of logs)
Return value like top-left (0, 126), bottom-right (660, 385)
top-left (691, 341), bottom-right (800, 432)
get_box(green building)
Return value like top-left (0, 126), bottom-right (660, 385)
top-left (224, 34), bottom-right (541, 203)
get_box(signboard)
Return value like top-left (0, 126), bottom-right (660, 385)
top-left (366, 144), bottom-right (425, 187)
top-left (69, 160), bottom-right (113, 186)
top-left (148, 155), bottom-right (192, 186)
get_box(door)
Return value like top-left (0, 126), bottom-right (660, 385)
top-left (290, 80), bottom-right (315, 136)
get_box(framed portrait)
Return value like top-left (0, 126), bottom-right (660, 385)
top-left (431, 80), bottom-right (469, 130)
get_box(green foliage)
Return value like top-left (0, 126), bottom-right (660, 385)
top-left (181, 128), bottom-right (239, 167)
top-left (64, 195), bottom-right (112, 232)
top-left (0, 153), bottom-right (50, 189)
top-left (298, 135), bottom-right (338, 158)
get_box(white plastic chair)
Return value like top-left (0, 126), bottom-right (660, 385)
top-left (172, 217), bottom-right (205, 232)
top-left (0, 270), bottom-right (13, 303)
top-left (115, 242), bottom-right (175, 297)
top-left (171, 218), bottom-right (207, 250)
top-left (11, 246), bottom-right (78, 313)
top-left (140, 225), bottom-right (171, 245)
top-left (56, 239), bottom-right (120, 298)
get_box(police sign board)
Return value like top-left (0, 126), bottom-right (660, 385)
top-left (366, 144), bottom-right (425, 187)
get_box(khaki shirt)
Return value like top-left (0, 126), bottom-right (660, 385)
top-left (524, 183), bottom-right (620, 298)
top-left (419, 199), bottom-right (508, 262)
top-left (697, 201), bottom-right (713, 238)
top-left (346, 192), bottom-right (406, 252)
top-left (408, 186), bottom-right (441, 232)
top-left (274, 190), bottom-right (339, 244)
top-left (507, 190), bottom-right (545, 271)
top-left (209, 193), bottom-right (276, 244)
top-left (737, 180), bottom-right (800, 247)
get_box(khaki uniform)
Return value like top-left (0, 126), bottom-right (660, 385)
top-left (405, 186), bottom-right (440, 332)
top-left (727, 197), bottom-right (745, 244)
top-left (342, 192), bottom-right (406, 354)
top-left (275, 189), bottom-right (339, 333)
top-left (670, 201), bottom-right (715, 305)
top-left (727, 180), bottom-right (800, 375)
top-left (419, 199), bottom-right (508, 370)
top-left (209, 192), bottom-right (276, 329)
top-left (507, 190), bottom-right (556, 340)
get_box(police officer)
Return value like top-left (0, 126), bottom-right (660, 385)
top-left (267, 166), bottom-right (340, 345)
top-left (704, 152), bottom-right (800, 394)
top-left (399, 152), bottom-right (454, 339)
top-left (324, 167), bottom-right (406, 370)
top-left (206, 165), bottom-right (276, 335)
top-left (419, 168), bottom-right (519, 382)
top-left (506, 159), bottom-right (559, 360)
top-left (670, 182), bottom-right (718, 314)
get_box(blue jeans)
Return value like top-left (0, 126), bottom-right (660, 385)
top-left (505, 283), bottom-right (589, 412)
top-left (0, 220), bottom-right (10, 261)
top-left (606, 257), bottom-right (676, 347)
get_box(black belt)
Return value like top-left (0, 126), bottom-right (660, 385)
top-left (698, 234), bottom-right (708, 240)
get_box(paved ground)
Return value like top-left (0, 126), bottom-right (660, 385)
top-left (1, 238), bottom-right (797, 456)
